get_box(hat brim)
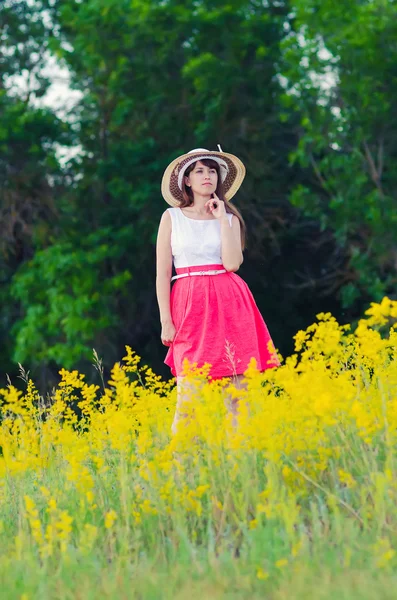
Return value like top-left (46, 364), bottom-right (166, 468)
top-left (161, 150), bottom-right (246, 207)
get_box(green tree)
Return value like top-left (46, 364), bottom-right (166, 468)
top-left (14, 0), bottom-right (309, 377)
top-left (281, 0), bottom-right (397, 307)
top-left (10, 0), bottom-right (349, 384)
top-left (0, 0), bottom-right (69, 382)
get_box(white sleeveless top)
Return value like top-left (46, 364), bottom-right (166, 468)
top-left (167, 207), bottom-right (233, 268)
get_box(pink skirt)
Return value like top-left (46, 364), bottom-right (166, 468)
top-left (164, 263), bottom-right (280, 379)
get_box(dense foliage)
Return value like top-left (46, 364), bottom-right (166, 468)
top-left (1, 0), bottom-right (396, 387)
top-left (281, 0), bottom-right (397, 307)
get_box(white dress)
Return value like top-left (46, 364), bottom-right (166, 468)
top-left (167, 207), bottom-right (233, 268)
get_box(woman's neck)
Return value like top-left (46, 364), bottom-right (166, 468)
top-left (187, 195), bottom-right (210, 214)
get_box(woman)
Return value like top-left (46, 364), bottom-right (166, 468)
top-left (156, 148), bottom-right (279, 433)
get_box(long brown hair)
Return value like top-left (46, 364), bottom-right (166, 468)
top-left (179, 158), bottom-right (246, 250)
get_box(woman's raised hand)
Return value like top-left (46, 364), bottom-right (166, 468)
top-left (205, 193), bottom-right (226, 220)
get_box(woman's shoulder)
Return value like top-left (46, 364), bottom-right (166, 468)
top-left (161, 207), bottom-right (176, 217)
top-left (163, 206), bottom-right (178, 216)
top-left (159, 207), bottom-right (178, 228)
top-left (159, 208), bottom-right (172, 225)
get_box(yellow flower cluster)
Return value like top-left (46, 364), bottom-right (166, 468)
top-left (1, 298), bottom-right (397, 591)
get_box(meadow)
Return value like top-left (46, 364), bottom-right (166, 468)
top-left (1, 298), bottom-right (397, 599)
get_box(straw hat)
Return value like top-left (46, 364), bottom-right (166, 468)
top-left (161, 147), bottom-right (246, 207)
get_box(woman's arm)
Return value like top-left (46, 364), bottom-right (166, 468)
top-left (220, 215), bottom-right (243, 272)
top-left (156, 210), bottom-right (173, 325)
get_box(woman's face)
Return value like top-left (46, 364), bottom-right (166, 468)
top-left (185, 160), bottom-right (218, 197)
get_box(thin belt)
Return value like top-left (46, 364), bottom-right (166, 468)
top-left (171, 269), bottom-right (226, 282)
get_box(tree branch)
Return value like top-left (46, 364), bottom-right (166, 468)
top-left (308, 152), bottom-right (332, 197)
top-left (363, 139), bottom-right (384, 197)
